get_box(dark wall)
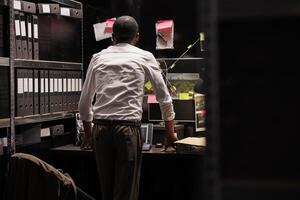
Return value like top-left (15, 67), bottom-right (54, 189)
top-left (218, 1), bottom-right (300, 180)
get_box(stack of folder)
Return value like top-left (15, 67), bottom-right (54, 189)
top-left (13, 0), bottom-right (37, 59)
top-left (13, 0), bottom-right (83, 61)
top-left (16, 69), bottom-right (82, 116)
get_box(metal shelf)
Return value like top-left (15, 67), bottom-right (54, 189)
top-left (15, 112), bottom-right (75, 126)
top-left (14, 59), bottom-right (82, 70)
top-left (0, 118), bottom-right (10, 128)
top-left (156, 57), bottom-right (204, 61)
top-left (0, 57), bottom-right (9, 67)
top-left (51, 0), bottom-right (82, 9)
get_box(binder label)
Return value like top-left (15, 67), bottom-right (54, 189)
top-left (63, 78), bottom-right (67, 92)
top-left (23, 78), bottom-right (28, 92)
top-left (45, 78), bottom-right (49, 92)
top-left (40, 128), bottom-right (50, 137)
top-left (17, 78), bottom-right (24, 94)
top-left (42, 4), bottom-right (51, 13)
top-left (15, 20), bottom-right (21, 36)
top-left (28, 22), bottom-right (32, 38)
top-left (60, 7), bottom-right (70, 16)
top-left (28, 78), bottom-right (33, 92)
top-left (34, 78), bottom-right (38, 92)
top-left (50, 78), bottom-right (54, 93)
top-left (72, 78), bottom-right (76, 92)
top-left (79, 79), bottom-right (82, 91)
top-left (40, 78), bottom-right (44, 93)
top-left (33, 24), bottom-right (38, 39)
top-left (54, 78), bottom-right (58, 92)
top-left (21, 21), bottom-right (26, 36)
top-left (58, 79), bottom-right (62, 92)
top-left (13, 0), bottom-right (21, 10)
top-left (68, 79), bottom-right (71, 92)
top-left (75, 79), bottom-right (78, 92)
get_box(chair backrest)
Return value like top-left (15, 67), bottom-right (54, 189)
top-left (4, 153), bottom-right (77, 200)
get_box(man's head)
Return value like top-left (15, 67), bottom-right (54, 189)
top-left (112, 16), bottom-right (139, 45)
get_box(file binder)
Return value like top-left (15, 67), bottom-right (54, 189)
top-left (67, 71), bottom-right (72, 111)
top-left (62, 71), bottom-right (68, 111)
top-left (71, 71), bottom-right (76, 111)
top-left (39, 70), bottom-right (45, 114)
top-left (22, 69), bottom-right (29, 115)
top-left (57, 71), bottom-right (63, 112)
top-left (19, 12), bottom-right (28, 59)
top-left (26, 69), bottom-right (34, 116)
top-left (0, 68), bottom-right (10, 118)
top-left (14, 11), bottom-right (22, 59)
top-left (33, 69), bottom-right (39, 114)
top-left (26, 14), bottom-right (33, 59)
top-left (49, 70), bottom-right (57, 113)
top-left (44, 70), bottom-right (49, 113)
top-left (32, 15), bottom-right (39, 60)
top-left (16, 69), bottom-right (25, 116)
top-left (75, 71), bottom-right (81, 111)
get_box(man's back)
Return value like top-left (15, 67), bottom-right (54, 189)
top-left (91, 43), bottom-right (151, 120)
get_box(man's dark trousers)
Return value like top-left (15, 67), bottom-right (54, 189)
top-left (93, 120), bottom-right (142, 200)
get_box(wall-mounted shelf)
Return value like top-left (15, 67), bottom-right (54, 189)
top-left (14, 59), bottom-right (82, 70)
top-left (51, 0), bottom-right (81, 9)
top-left (15, 112), bottom-right (75, 126)
top-left (156, 57), bottom-right (204, 61)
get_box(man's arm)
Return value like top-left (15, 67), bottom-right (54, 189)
top-left (143, 53), bottom-right (177, 148)
top-left (164, 119), bottom-right (178, 149)
top-left (78, 57), bottom-right (96, 149)
top-left (81, 120), bottom-right (93, 149)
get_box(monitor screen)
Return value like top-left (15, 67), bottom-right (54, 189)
top-left (148, 99), bottom-right (195, 122)
top-left (140, 124), bottom-right (153, 145)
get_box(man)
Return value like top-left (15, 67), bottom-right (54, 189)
top-left (78, 16), bottom-right (177, 200)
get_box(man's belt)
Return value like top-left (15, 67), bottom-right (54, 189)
top-left (93, 119), bottom-right (141, 127)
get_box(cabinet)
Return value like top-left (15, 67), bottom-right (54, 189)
top-left (0, 0), bottom-right (83, 156)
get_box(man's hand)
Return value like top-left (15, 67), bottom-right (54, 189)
top-left (81, 120), bottom-right (93, 150)
top-left (163, 119), bottom-right (178, 151)
top-left (164, 132), bottom-right (178, 150)
top-left (81, 135), bottom-right (93, 150)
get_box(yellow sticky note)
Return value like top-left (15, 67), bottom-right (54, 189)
top-left (200, 32), bottom-right (205, 41)
top-left (145, 81), bottom-right (152, 90)
top-left (179, 93), bottom-right (190, 100)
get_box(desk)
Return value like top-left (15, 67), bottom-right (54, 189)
top-left (50, 144), bottom-right (204, 200)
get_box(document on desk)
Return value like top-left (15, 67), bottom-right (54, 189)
top-left (175, 137), bottom-right (206, 147)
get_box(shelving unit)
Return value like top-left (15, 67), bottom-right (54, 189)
top-left (0, 0), bottom-right (83, 155)
top-left (14, 59), bottom-right (82, 70)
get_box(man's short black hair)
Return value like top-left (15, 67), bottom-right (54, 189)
top-left (113, 16), bottom-right (139, 43)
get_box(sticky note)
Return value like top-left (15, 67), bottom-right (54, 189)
top-left (148, 94), bottom-right (158, 104)
top-left (156, 20), bottom-right (173, 42)
top-left (156, 20), bottom-right (173, 31)
top-left (179, 93), bottom-right (190, 100)
top-left (144, 81), bottom-right (152, 90)
top-left (200, 32), bottom-right (205, 41)
top-left (105, 18), bottom-right (116, 33)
